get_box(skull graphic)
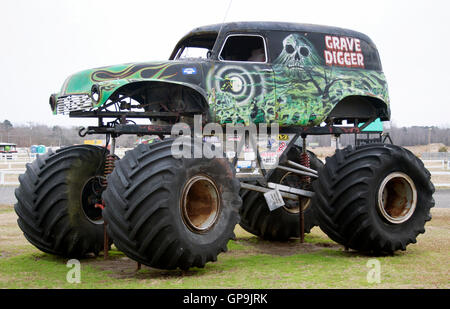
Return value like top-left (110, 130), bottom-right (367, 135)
top-left (274, 34), bottom-right (321, 72)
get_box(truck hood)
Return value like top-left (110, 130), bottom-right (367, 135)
top-left (57, 60), bottom-right (204, 108)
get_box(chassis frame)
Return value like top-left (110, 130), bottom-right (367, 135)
top-left (73, 109), bottom-right (380, 245)
top-left (75, 110), bottom-right (377, 202)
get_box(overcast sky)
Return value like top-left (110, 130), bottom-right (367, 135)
top-left (1, 0), bottom-right (449, 128)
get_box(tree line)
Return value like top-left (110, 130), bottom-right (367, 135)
top-left (308, 125), bottom-right (450, 147)
top-left (0, 121), bottom-right (137, 148)
top-left (0, 120), bottom-right (449, 149)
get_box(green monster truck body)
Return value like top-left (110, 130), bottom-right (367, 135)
top-left (16, 22), bottom-right (433, 271)
top-left (51, 22), bottom-right (389, 127)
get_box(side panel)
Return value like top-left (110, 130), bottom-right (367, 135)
top-left (205, 62), bottom-right (276, 125)
top-left (267, 31), bottom-right (390, 126)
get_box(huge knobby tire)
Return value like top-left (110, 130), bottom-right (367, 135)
top-left (239, 146), bottom-right (324, 240)
top-left (102, 139), bottom-right (242, 270)
top-left (313, 143), bottom-right (434, 254)
top-left (14, 145), bottom-right (108, 257)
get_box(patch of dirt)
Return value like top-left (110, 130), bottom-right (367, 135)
top-left (86, 255), bottom-right (200, 280)
top-left (0, 205), bottom-right (14, 213)
top-left (404, 143), bottom-right (447, 157)
top-left (85, 236), bottom-right (343, 280)
top-left (86, 256), bottom-right (146, 279)
top-left (0, 211), bottom-right (30, 258)
top-left (429, 208), bottom-right (450, 226)
top-left (432, 175), bottom-right (450, 184)
top-left (0, 251), bottom-right (14, 259)
top-left (235, 238), bottom-right (341, 256)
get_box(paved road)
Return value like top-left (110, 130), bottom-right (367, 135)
top-left (0, 186), bottom-right (17, 205)
top-left (432, 189), bottom-right (450, 208)
top-left (1, 186), bottom-right (449, 208)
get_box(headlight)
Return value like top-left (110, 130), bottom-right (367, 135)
top-left (91, 85), bottom-right (100, 102)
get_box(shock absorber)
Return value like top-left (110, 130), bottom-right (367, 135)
top-left (98, 135), bottom-right (117, 259)
top-left (300, 137), bottom-right (311, 186)
top-left (298, 136), bottom-right (310, 244)
top-left (99, 135), bottom-right (117, 189)
top-left (94, 154), bottom-right (116, 211)
top-left (102, 154), bottom-right (116, 187)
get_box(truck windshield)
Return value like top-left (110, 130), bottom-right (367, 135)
top-left (172, 32), bottom-right (218, 60)
top-left (177, 47), bottom-right (210, 59)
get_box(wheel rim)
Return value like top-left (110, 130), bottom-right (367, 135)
top-left (81, 176), bottom-right (105, 224)
top-left (377, 172), bottom-right (417, 224)
top-left (181, 174), bottom-right (221, 233)
top-left (279, 172), bottom-right (310, 214)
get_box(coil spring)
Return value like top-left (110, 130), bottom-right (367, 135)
top-left (299, 151), bottom-right (311, 185)
top-left (102, 154), bottom-right (116, 187)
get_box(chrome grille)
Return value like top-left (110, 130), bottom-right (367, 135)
top-left (56, 94), bottom-right (93, 114)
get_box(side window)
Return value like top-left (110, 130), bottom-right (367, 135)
top-left (219, 35), bottom-right (266, 62)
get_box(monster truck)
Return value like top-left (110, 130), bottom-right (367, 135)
top-left (15, 22), bottom-right (434, 269)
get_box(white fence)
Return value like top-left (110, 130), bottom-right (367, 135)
top-left (422, 159), bottom-right (450, 170)
top-left (0, 152), bottom-right (29, 185)
top-left (0, 156), bottom-right (32, 162)
top-left (422, 159), bottom-right (450, 187)
top-left (0, 170), bottom-right (24, 185)
top-left (422, 152), bottom-right (450, 160)
top-left (0, 161), bottom-right (31, 169)
top-left (0, 147), bottom-right (131, 185)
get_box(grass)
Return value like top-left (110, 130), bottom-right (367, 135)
top-left (0, 207), bottom-right (449, 289)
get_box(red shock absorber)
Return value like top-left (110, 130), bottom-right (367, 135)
top-left (299, 137), bottom-right (310, 244)
top-left (299, 151), bottom-right (311, 185)
top-left (97, 152), bottom-right (117, 259)
top-left (95, 154), bottom-right (116, 210)
top-left (102, 154), bottom-right (116, 187)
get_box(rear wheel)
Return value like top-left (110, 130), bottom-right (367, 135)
top-left (14, 145), bottom-right (108, 257)
top-left (103, 139), bottom-right (241, 269)
top-left (313, 143), bottom-right (434, 254)
top-left (239, 146), bottom-right (324, 240)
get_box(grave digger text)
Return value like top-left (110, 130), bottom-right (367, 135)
top-left (183, 292), bottom-right (268, 306)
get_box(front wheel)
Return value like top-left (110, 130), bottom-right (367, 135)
top-left (103, 139), bottom-right (242, 270)
top-left (313, 143), bottom-right (434, 254)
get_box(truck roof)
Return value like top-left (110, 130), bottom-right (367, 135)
top-left (186, 21), bottom-right (375, 46)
